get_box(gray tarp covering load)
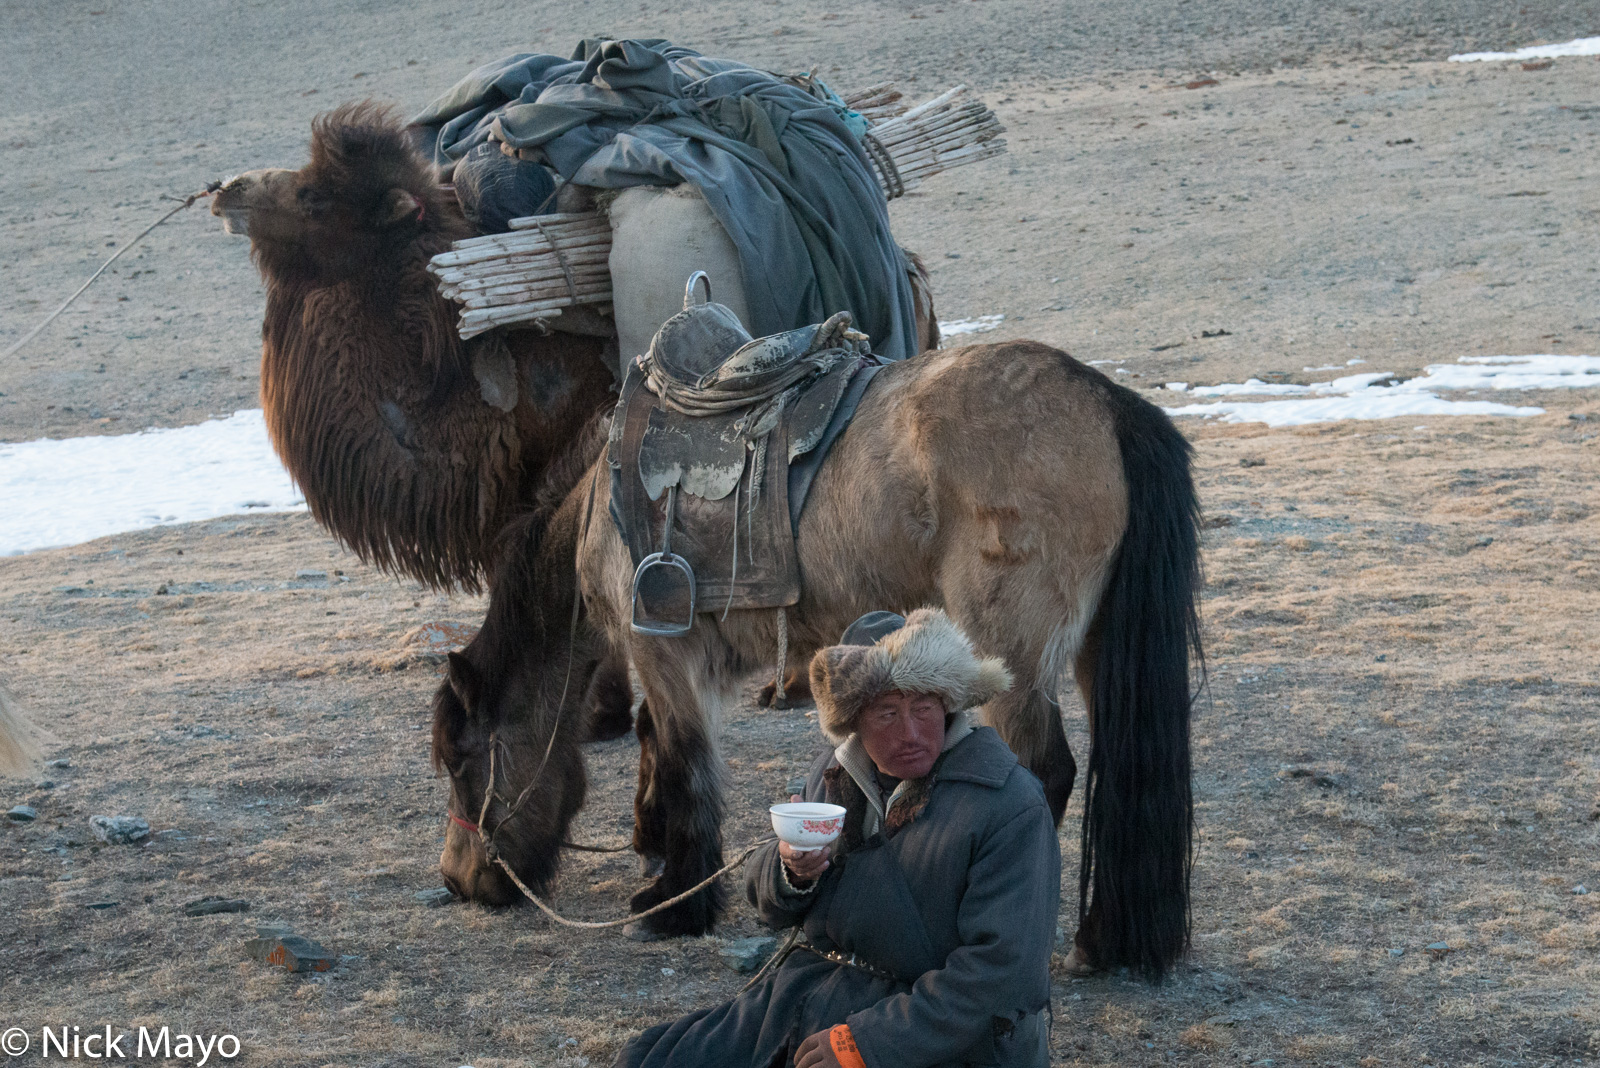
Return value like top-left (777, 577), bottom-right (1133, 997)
top-left (411, 39), bottom-right (919, 361)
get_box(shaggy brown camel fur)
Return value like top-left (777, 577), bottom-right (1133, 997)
top-left (434, 340), bottom-right (1203, 979)
top-left (211, 103), bottom-right (617, 595)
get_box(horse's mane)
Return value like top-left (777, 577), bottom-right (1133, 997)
top-left (430, 408), bottom-right (612, 770)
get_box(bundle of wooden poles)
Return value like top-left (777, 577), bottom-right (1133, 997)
top-left (429, 84), bottom-right (1006, 340)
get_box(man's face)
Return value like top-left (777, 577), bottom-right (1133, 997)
top-left (856, 690), bottom-right (946, 780)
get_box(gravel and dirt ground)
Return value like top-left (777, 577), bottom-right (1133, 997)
top-left (2, 2), bottom-right (1598, 1065)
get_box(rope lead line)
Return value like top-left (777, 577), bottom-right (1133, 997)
top-left (490, 837), bottom-right (774, 930)
top-left (3, 182), bottom-right (221, 360)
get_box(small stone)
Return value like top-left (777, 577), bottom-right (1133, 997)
top-left (183, 895), bottom-right (251, 917)
top-left (414, 887), bottom-right (455, 908)
top-left (719, 936), bottom-right (778, 974)
top-left (89, 814), bottom-right (151, 844)
top-left (1389, 947), bottom-right (1404, 957)
top-left (35, 780), bottom-right (55, 790)
top-left (84, 901), bottom-right (120, 910)
top-left (46, 758), bottom-right (71, 769)
top-left (1569, 412), bottom-right (1591, 422)
top-left (295, 569), bottom-right (328, 581)
top-left (1572, 885), bottom-right (1589, 896)
top-left (6, 805), bottom-right (37, 821)
top-left (1426, 941), bottom-right (1451, 959)
top-left (155, 584), bottom-right (170, 595)
top-left (244, 932), bottom-right (336, 973)
top-left (660, 967), bottom-right (675, 977)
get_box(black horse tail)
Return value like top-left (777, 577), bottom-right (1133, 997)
top-left (1078, 382), bottom-right (1203, 981)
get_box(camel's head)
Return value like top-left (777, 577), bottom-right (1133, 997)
top-left (212, 102), bottom-right (455, 283)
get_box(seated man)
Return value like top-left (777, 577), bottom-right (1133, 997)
top-left (615, 608), bottom-right (1059, 1068)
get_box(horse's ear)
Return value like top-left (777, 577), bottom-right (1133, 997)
top-left (380, 188), bottom-right (422, 226)
top-left (446, 652), bottom-right (482, 715)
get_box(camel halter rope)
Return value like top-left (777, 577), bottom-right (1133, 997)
top-left (3, 182), bottom-right (222, 360)
top-left (451, 732), bottom-right (774, 930)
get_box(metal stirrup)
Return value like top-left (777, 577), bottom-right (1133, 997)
top-left (630, 485), bottom-right (698, 636)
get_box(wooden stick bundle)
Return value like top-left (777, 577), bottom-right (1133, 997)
top-left (840, 83), bottom-right (907, 125)
top-left (430, 84), bottom-right (1006, 339)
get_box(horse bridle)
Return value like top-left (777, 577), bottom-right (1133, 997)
top-left (441, 465), bottom-right (616, 862)
top-left (444, 731), bottom-right (540, 861)
top-left (445, 731), bottom-right (628, 859)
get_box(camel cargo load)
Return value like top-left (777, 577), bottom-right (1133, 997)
top-left (411, 41), bottom-right (1005, 349)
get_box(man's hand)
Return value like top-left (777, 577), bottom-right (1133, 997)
top-left (795, 1029), bottom-right (844, 1068)
top-left (779, 793), bottom-right (833, 885)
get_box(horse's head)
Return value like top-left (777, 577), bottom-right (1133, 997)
top-left (212, 102), bottom-right (461, 284)
top-left (426, 462), bottom-right (613, 905)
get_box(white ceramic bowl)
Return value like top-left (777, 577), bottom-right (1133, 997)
top-left (769, 802), bottom-right (846, 851)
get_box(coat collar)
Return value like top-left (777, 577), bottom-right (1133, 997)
top-left (934, 724), bottom-right (1018, 788)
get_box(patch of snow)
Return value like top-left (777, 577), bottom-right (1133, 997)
top-left (1169, 393), bottom-right (1541, 428)
top-left (1169, 354), bottom-right (1596, 427)
top-left (938, 314), bottom-right (1005, 337)
top-left (0, 409), bottom-right (304, 555)
top-left (1450, 36), bottom-right (1600, 62)
top-left (1186, 371), bottom-right (1395, 397)
top-left (1418, 354), bottom-right (1600, 391)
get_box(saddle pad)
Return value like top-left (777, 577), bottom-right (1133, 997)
top-left (608, 354), bottom-right (870, 612)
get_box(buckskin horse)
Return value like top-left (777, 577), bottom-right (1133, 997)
top-left (432, 338), bottom-right (1202, 979)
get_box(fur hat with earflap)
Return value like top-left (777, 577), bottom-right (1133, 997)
top-left (809, 608), bottom-right (1013, 745)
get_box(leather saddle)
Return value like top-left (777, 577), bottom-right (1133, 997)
top-left (608, 274), bottom-right (886, 633)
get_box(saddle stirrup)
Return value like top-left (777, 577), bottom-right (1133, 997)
top-left (630, 484), bottom-right (698, 637)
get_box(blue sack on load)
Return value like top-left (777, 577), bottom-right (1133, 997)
top-left (452, 141), bottom-right (558, 234)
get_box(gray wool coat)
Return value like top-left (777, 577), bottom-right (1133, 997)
top-left (613, 725), bottom-right (1059, 1068)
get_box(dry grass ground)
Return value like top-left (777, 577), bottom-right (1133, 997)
top-left (3, 387), bottom-right (1596, 1066)
top-left (4, 4), bottom-right (1600, 1064)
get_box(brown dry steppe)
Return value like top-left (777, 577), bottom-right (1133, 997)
top-left (2, 1), bottom-right (1598, 1065)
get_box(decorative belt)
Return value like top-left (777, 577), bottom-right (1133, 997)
top-left (808, 944), bottom-right (899, 983)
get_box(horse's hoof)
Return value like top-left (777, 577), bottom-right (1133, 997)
top-left (1060, 945), bottom-right (1101, 977)
top-left (623, 921), bottom-right (666, 942)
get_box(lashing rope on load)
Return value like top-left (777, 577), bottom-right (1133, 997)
top-left (861, 132), bottom-right (905, 199)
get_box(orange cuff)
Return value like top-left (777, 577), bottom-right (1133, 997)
top-left (830, 1024), bottom-right (866, 1068)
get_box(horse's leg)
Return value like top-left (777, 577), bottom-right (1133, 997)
top-left (954, 615), bottom-right (1080, 825)
top-left (631, 698), bottom-right (666, 879)
top-left (583, 654), bottom-right (636, 742)
top-left (756, 665), bottom-right (813, 709)
top-left (625, 635), bottom-right (729, 938)
top-left (1059, 623), bottom-right (1104, 976)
